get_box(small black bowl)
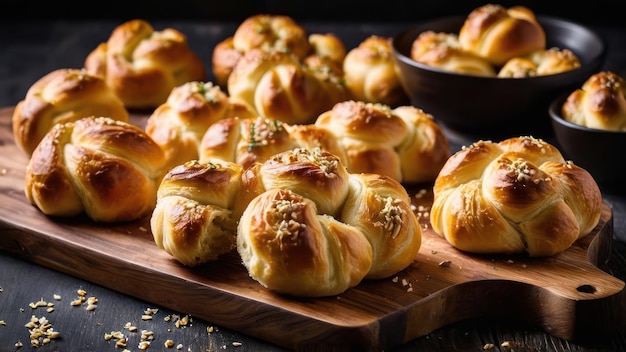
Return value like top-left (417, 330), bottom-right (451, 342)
top-left (549, 93), bottom-right (626, 194)
top-left (392, 16), bottom-right (606, 139)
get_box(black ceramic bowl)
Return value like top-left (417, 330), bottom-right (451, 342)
top-left (549, 94), bottom-right (626, 194)
top-left (392, 16), bottom-right (606, 139)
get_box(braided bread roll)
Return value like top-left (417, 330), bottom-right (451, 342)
top-left (237, 188), bottom-right (373, 297)
top-left (12, 68), bottom-right (129, 156)
top-left (498, 48), bottom-right (581, 78)
top-left (343, 35), bottom-right (409, 106)
top-left (151, 159), bottom-right (246, 266)
top-left (227, 48), bottom-right (349, 125)
top-left (430, 136), bottom-right (603, 257)
top-left (25, 116), bottom-right (166, 222)
top-left (145, 81), bottom-right (257, 170)
top-left (561, 71), bottom-right (626, 131)
top-left (84, 19), bottom-right (206, 110)
top-left (410, 31), bottom-right (496, 77)
top-left (458, 4), bottom-right (546, 66)
top-left (315, 100), bottom-right (451, 184)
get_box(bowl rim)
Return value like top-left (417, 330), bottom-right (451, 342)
top-left (549, 92), bottom-right (626, 135)
top-left (391, 15), bottom-right (607, 81)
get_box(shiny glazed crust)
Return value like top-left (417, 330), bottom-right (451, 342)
top-left (84, 19), bottom-right (206, 110)
top-left (430, 136), bottom-right (603, 257)
top-left (12, 68), bottom-right (129, 156)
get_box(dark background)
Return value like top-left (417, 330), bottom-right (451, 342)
top-left (3, 0), bottom-right (625, 26)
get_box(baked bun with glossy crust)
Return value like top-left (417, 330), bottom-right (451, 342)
top-left (145, 81), bottom-right (257, 170)
top-left (498, 47), bottom-right (581, 78)
top-left (25, 116), bottom-right (167, 222)
top-left (430, 136), bottom-right (603, 257)
top-left (458, 4), bottom-right (546, 66)
top-left (151, 159), bottom-right (246, 266)
top-left (12, 68), bottom-right (129, 156)
top-left (410, 31), bottom-right (496, 77)
top-left (227, 48), bottom-right (349, 124)
top-left (343, 35), bottom-right (409, 105)
top-left (561, 71), bottom-right (626, 131)
top-left (84, 19), bottom-right (206, 110)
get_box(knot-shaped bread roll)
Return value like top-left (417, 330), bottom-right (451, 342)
top-left (12, 68), bottom-right (129, 156)
top-left (227, 48), bottom-right (349, 124)
top-left (151, 159), bottom-right (247, 266)
top-left (145, 81), bottom-right (257, 170)
top-left (84, 19), bottom-right (206, 110)
top-left (25, 116), bottom-right (167, 222)
top-left (315, 101), bottom-right (451, 184)
top-left (211, 14), bottom-right (346, 87)
top-left (343, 35), bottom-right (410, 105)
top-left (561, 71), bottom-right (626, 131)
top-left (237, 188), bottom-right (373, 297)
top-left (458, 4), bottom-right (546, 66)
top-left (498, 48), bottom-right (581, 78)
top-left (430, 136), bottom-right (603, 257)
top-left (237, 147), bottom-right (421, 296)
top-left (410, 31), bottom-right (496, 77)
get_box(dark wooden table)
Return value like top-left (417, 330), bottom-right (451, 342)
top-left (1, 18), bottom-right (626, 352)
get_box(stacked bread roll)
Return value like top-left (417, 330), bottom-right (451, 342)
top-left (12, 68), bottom-right (129, 155)
top-left (84, 19), bottom-right (206, 110)
top-left (430, 136), bottom-right (603, 257)
top-left (561, 71), bottom-right (626, 131)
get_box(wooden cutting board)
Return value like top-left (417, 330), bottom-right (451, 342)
top-left (1, 107), bottom-right (624, 351)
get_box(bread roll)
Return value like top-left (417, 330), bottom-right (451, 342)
top-left (25, 116), bottom-right (167, 222)
top-left (151, 159), bottom-right (246, 266)
top-left (430, 136), bottom-right (603, 257)
top-left (561, 71), bottom-right (626, 131)
top-left (341, 173), bottom-right (421, 279)
top-left (227, 48), bottom-right (349, 124)
top-left (145, 81), bottom-right (257, 170)
top-left (343, 35), bottom-right (410, 105)
top-left (458, 4), bottom-right (546, 66)
top-left (315, 100), bottom-right (451, 184)
top-left (410, 31), bottom-right (496, 77)
top-left (12, 68), bottom-right (129, 156)
top-left (237, 188), bottom-right (373, 297)
top-left (498, 48), bottom-right (581, 78)
top-left (85, 19), bottom-right (206, 110)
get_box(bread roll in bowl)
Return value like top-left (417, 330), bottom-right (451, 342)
top-left (343, 35), bottom-right (410, 105)
top-left (25, 116), bottom-right (167, 222)
top-left (430, 136), bottom-right (603, 257)
top-left (12, 68), bottom-right (129, 156)
top-left (561, 71), bottom-right (626, 131)
top-left (145, 81), bottom-right (257, 170)
top-left (458, 4), bottom-right (546, 66)
top-left (85, 19), bottom-right (206, 110)
top-left (237, 188), bottom-right (373, 297)
top-left (498, 47), bottom-right (581, 78)
top-left (151, 159), bottom-right (246, 266)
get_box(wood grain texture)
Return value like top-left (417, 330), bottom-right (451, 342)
top-left (0, 107), bottom-right (624, 351)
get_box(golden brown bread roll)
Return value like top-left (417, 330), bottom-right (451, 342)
top-left (151, 159), bottom-right (247, 266)
top-left (145, 81), bottom-right (257, 170)
top-left (561, 71), bottom-right (626, 131)
top-left (84, 19), bottom-right (206, 110)
top-left (458, 4), bottom-right (546, 66)
top-left (410, 31), bottom-right (496, 77)
top-left (430, 136), bottom-right (603, 257)
top-left (340, 173), bottom-right (421, 279)
top-left (227, 48), bottom-right (349, 124)
top-left (25, 116), bottom-right (167, 222)
top-left (12, 68), bottom-right (129, 156)
top-left (315, 101), bottom-right (451, 184)
top-left (498, 47), bottom-right (581, 78)
top-left (211, 14), bottom-right (346, 87)
top-left (343, 35), bottom-right (410, 105)
top-left (237, 188), bottom-right (373, 297)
